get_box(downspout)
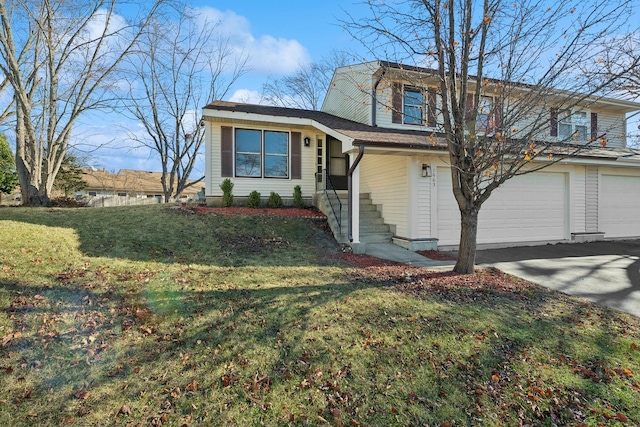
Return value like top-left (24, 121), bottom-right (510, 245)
top-left (371, 67), bottom-right (386, 126)
top-left (348, 144), bottom-right (365, 242)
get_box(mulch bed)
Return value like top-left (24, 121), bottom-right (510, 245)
top-left (339, 252), bottom-right (537, 295)
top-left (192, 206), bottom-right (326, 218)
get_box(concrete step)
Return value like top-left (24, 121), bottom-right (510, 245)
top-left (360, 224), bottom-right (391, 234)
top-left (359, 232), bottom-right (394, 243)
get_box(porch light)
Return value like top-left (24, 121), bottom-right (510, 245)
top-left (421, 164), bottom-right (432, 177)
top-left (303, 136), bottom-right (311, 147)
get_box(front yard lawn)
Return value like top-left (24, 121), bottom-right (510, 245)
top-left (1, 204), bottom-right (639, 426)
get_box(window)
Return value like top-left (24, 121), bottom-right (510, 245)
top-left (476, 96), bottom-right (493, 132)
top-left (235, 129), bottom-right (289, 178)
top-left (558, 110), bottom-right (588, 141)
top-left (403, 87), bottom-right (424, 125)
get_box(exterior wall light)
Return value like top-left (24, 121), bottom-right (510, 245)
top-left (421, 164), bottom-right (432, 177)
top-left (303, 136), bottom-right (311, 146)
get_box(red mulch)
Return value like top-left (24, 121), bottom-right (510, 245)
top-left (192, 206), bottom-right (326, 218)
top-left (339, 252), bottom-right (539, 295)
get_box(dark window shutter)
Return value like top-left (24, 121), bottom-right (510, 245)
top-left (392, 82), bottom-right (402, 124)
top-left (465, 93), bottom-right (474, 124)
top-left (550, 108), bottom-right (558, 137)
top-left (221, 126), bottom-right (233, 177)
top-left (427, 88), bottom-right (437, 127)
top-left (591, 112), bottom-right (598, 140)
top-left (291, 132), bottom-right (301, 179)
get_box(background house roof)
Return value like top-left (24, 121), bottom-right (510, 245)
top-left (81, 168), bottom-right (200, 195)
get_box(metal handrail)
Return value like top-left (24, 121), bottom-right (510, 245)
top-left (317, 169), bottom-right (342, 234)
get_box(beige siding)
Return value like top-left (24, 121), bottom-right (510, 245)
top-left (322, 64), bottom-right (373, 124)
top-left (596, 111), bottom-right (626, 148)
top-left (206, 122), bottom-right (318, 200)
top-left (359, 154), bottom-right (409, 237)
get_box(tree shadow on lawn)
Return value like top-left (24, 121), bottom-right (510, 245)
top-left (0, 205), bottom-right (342, 268)
top-left (3, 269), bottom-right (639, 426)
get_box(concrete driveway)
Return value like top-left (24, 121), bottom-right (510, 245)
top-left (475, 240), bottom-right (640, 318)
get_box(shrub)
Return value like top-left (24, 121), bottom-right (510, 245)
top-left (247, 190), bottom-right (261, 208)
top-left (220, 179), bottom-right (233, 207)
top-left (293, 185), bottom-right (304, 208)
top-left (266, 191), bottom-right (283, 208)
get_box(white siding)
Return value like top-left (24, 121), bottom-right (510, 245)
top-left (322, 64), bottom-right (373, 125)
top-left (570, 165), bottom-right (586, 233)
top-left (207, 122), bottom-right (318, 200)
top-left (359, 154), bottom-right (409, 237)
top-left (417, 163), bottom-right (432, 237)
top-left (584, 166), bottom-right (598, 232)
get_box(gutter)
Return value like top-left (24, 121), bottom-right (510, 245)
top-left (348, 144), bottom-right (366, 242)
top-left (371, 65), bottom-right (387, 126)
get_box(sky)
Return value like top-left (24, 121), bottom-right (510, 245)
top-left (71, 0), bottom-right (369, 176)
top-left (4, 1), bottom-right (640, 176)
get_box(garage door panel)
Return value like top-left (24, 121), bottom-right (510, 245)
top-left (601, 175), bottom-right (640, 238)
top-left (437, 168), bottom-right (567, 245)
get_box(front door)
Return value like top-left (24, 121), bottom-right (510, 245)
top-left (327, 137), bottom-right (349, 190)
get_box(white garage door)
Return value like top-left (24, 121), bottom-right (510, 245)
top-left (600, 174), bottom-right (640, 238)
top-left (437, 168), bottom-right (567, 246)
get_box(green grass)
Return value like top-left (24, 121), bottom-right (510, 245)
top-left (1, 204), bottom-right (639, 426)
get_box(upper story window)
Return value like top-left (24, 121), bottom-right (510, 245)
top-left (551, 109), bottom-right (595, 143)
top-left (392, 83), bottom-right (437, 127)
top-left (403, 87), bottom-right (424, 125)
top-left (235, 129), bottom-right (289, 178)
top-left (559, 110), bottom-right (587, 141)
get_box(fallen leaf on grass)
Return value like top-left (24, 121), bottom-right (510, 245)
top-left (118, 405), bottom-right (132, 415)
top-left (2, 331), bottom-right (21, 346)
top-left (74, 388), bottom-right (90, 400)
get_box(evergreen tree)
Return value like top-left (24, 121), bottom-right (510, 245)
top-left (0, 134), bottom-right (18, 203)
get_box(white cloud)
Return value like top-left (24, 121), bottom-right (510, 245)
top-left (229, 89), bottom-right (264, 104)
top-left (194, 7), bottom-right (311, 75)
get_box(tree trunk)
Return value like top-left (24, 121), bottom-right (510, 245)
top-left (454, 208), bottom-right (479, 274)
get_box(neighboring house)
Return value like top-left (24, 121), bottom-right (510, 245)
top-left (202, 61), bottom-right (640, 251)
top-left (80, 168), bottom-right (200, 201)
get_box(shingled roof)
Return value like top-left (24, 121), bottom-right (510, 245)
top-left (204, 100), bottom-right (449, 150)
top-left (81, 169), bottom-right (199, 195)
top-left (204, 100), bottom-right (640, 161)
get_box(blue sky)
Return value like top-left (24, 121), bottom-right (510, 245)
top-left (8, 1), bottom-right (639, 175)
top-left (73, 0), bottom-right (368, 174)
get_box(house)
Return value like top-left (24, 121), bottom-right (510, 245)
top-left (202, 61), bottom-right (640, 252)
top-left (80, 168), bottom-right (200, 201)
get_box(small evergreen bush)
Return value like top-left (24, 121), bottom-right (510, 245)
top-left (266, 191), bottom-right (283, 208)
top-left (293, 185), bottom-right (304, 208)
top-left (220, 179), bottom-right (233, 207)
top-left (247, 190), bottom-right (261, 208)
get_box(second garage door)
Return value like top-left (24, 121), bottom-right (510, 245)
top-left (600, 174), bottom-right (640, 238)
top-left (437, 168), bottom-right (567, 246)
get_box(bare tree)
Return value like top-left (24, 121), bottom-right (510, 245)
top-left (124, 5), bottom-right (247, 202)
top-left (345, 0), bottom-right (639, 273)
top-left (0, 0), bottom-right (163, 206)
top-left (262, 51), bottom-right (351, 110)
